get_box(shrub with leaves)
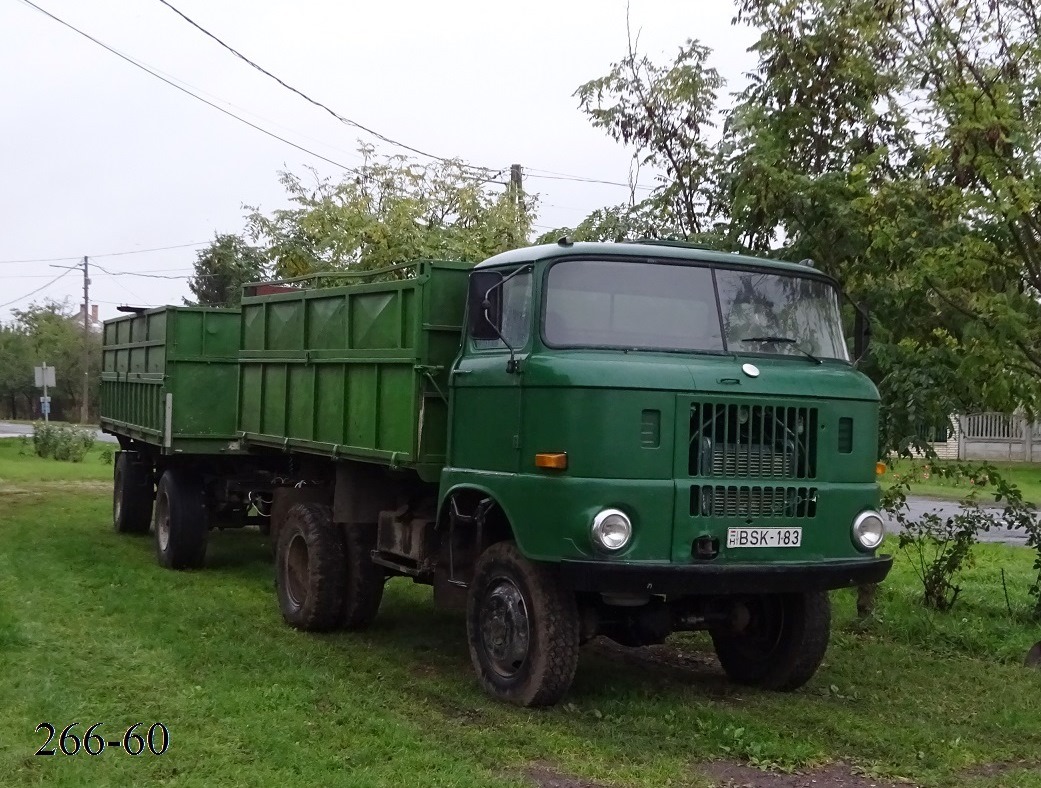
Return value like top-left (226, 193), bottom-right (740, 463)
top-left (884, 462), bottom-right (1037, 612)
top-left (30, 422), bottom-right (96, 463)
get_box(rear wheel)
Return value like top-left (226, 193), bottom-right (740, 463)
top-left (466, 542), bottom-right (580, 707)
top-left (276, 503), bottom-right (345, 632)
top-left (339, 523), bottom-right (384, 630)
top-left (113, 452), bottom-right (153, 534)
top-left (710, 591), bottom-right (831, 691)
top-left (153, 469), bottom-right (209, 570)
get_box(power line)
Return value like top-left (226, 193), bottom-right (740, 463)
top-left (154, 0), bottom-right (494, 176)
top-left (0, 240), bottom-right (209, 266)
top-left (18, 0), bottom-right (360, 173)
top-left (0, 267), bottom-right (74, 309)
top-left (153, 0), bottom-right (645, 192)
top-left (526, 171), bottom-right (655, 191)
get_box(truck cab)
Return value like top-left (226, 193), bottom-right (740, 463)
top-left (441, 240), bottom-right (890, 705)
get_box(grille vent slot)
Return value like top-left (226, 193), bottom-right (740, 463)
top-left (838, 417), bottom-right (853, 454)
top-left (690, 485), bottom-right (818, 518)
top-left (640, 409), bottom-right (661, 448)
top-left (690, 402), bottom-right (818, 479)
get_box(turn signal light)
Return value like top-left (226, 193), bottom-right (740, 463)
top-left (535, 452), bottom-right (568, 470)
top-left (876, 462), bottom-right (887, 477)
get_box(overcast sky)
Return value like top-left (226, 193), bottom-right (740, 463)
top-left (0, 0), bottom-right (757, 321)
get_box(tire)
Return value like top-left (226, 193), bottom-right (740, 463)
top-left (466, 542), bottom-right (580, 707)
top-left (153, 469), bottom-right (209, 570)
top-left (710, 591), bottom-right (831, 691)
top-left (275, 504), bottom-right (345, 632)
top-left (113, 452), bottom-right (153, 534)
top-left (338, 523), bottom-right (384, 630)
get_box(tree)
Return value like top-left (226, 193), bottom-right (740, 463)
top-left (563, 0), bottom-right (1041, 453)
top-left (573, 36), bottom-right (724, 240)
top-left (6, 301), bottom-right (101, 422)
top-left (186, 234), bottom-right (267, 307)
top-left (0, 325), bottom-right (33, 418)
top-left (245, 147), bottom-right (535, 278)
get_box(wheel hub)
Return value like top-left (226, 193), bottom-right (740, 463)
top-left (156, 495), bottom-right (170, 551)
top-left (285, 534), bottom-right (310, 608)
top-left (479, 578), bottom-right (530, 678)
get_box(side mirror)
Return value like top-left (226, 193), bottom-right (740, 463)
top-left (468, 271), bottom-right (503, 341)
top-left (853, 303), bottom-right (871, 362)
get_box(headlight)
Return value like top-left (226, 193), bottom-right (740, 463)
top-left (591, 509), bottom-right (632, 552)
top-left (852, 510), bottom-right (885, 551)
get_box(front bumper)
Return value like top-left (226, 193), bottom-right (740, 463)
top-left (558, 555), bottom-right (893, 596)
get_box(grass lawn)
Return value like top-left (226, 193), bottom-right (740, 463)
top-left (1, 438), bottom-right (1040, 787)
top-left (885, 459), bottom-right (1041, 506)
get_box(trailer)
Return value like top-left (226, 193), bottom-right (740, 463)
top-left (101, 242), bottom-right (892, 706)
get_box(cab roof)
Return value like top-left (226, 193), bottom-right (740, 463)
top-left (475, 240), bottom-right (827, 279)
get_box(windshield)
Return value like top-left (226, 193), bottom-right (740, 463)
top-left (542, 259), bottom-right (850, 361)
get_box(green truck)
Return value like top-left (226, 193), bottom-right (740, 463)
top-left (101, 240), bottom-right (891, 707)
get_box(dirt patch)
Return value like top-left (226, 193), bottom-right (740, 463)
top-left (0, 479), bottom-right (109, 495)
top-left (588, 637), bottom-right (727, 688)
top-left (960, 760), bottom-right (1041, 778)
top-left (524, 763), bottom-right (616, 788)
top-left (700, 761), bottom-right (913, 788)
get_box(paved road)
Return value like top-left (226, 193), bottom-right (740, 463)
top-left (883, 497), bottom-right (1030, 546)
top-left (0, 421), bottom-right (117, 443)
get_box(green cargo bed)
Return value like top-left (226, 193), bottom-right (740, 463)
top-left (100, 306), bottom-right (242, 454)
top-left (238, 261), bottom-right (470, 480)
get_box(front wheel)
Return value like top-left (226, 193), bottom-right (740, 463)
top-left (710, 591), bottom-right (831, 691)
top-left (466, 542), bottom-right (580, 707)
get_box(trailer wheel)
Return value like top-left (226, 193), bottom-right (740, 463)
top-left (466, 542), bottom-right (579, 707)
top-left (276, 504), bottom-right (345, 632)
top-left (153, 469), bottom-right (209, 570)
top-left (338, 523), bottom-right (384, 630)
top-left (710, 591), bottom-right (831, 691)
top-left (113, 452), bottom-right (153, 534)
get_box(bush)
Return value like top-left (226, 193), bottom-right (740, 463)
top-left (30, 422), bottom-right (96, 463)
top-left (884, 462), bottom-right (1038, 614)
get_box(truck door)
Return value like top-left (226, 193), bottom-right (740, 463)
top-left (449, 267), bottom-right (533, 474)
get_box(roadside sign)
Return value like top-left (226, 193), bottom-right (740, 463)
top-left (34, 365), bottom-right (56, 388)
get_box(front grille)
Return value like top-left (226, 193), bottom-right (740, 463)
top-left (690, 485), bottom-right (818, 518)
top-left (690, 402), bottom-right (818, 479)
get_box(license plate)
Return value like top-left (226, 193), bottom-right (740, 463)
top-left (726, 527), bottom-right (802, 548)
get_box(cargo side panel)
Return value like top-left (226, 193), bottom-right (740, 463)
top-left (100, 306), bottom-right (241, 453)
top-left (237, 261), bottom-right (469, 475)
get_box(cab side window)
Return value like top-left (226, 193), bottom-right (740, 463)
top-left (474, 270), bottom-right (533, 350)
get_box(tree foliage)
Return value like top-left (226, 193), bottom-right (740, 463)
top-left (0, 301), bottom-right (101, 421)
top-left (560, 0), bottom-right (1041, 454)
top-left (246, 147), bottom-right (534, 279)
top-left (186, 234), bottom-right (267, 307)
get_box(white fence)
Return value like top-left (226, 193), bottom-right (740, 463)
top-left (955, 413), bottom-right (1041, 462)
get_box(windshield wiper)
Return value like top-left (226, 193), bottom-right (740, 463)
top-left (739, 336), bottom-right (822, 365)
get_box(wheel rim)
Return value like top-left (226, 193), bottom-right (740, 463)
top-left (284, 533), bottom-right (310, 608)
top-left (478, 576), bottom-right (530, 678)
top-left (729, 596), bottom-right (786, 662)
top-left (156, 492), bottom-right (171, 551)
top-left (113, 467), bottom-right (123, 525)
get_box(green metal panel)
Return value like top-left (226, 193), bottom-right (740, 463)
top-left (100, 306), bottom-right (242, 453)
top-left (238, 261), bottom-right (471, 478)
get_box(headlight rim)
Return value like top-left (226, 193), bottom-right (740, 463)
top-left (851, 510), bottom-right (885, 552)
top-left (590, 508), bottom-right (633, 554)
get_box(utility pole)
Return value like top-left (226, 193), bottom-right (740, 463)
top-left (510, 164), bottom-right (523, 210)
top-left (48, 256), bottom-right (92, 424)
top-left (80, 255), bottom-right (90, 424)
